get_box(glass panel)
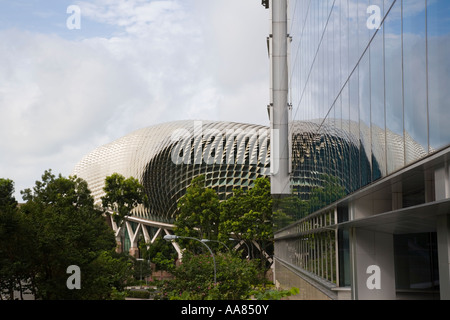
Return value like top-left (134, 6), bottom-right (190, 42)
top-left (341, 83), bottom-right (351, 193)
top-left (358, 0), bottom-right (370, 58)
top-left (369, 0), bottom-right (384, 39)
top-left (320, 30), bottom-right (326, 119)
top-left (402, 0), bottom-right (428, 164)
top-left (394, 233), bottom-right (439, 292)
top-left (332, 4), bottom-right (341, 101)
top-left (383, 0), bottom-right (395, 18)
top-left (370, 25), bottom-right (386, 179)
top-left (359, 51), bottom-right (372, 186)
top-left (427, 0), bottom-right (450, 151)
top-left (349, 0), bottom-right (359, 72)
top-left (340, 0), bottom-right (350, 85)
top-left (338, 229), bottom-right (351, 287)
top-left (384, 0), bottom-right (404, 174)
top-left (349, 68), bottom-right (360, 191)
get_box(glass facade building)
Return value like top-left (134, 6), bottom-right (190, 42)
top-left (272, 0), bottom-right (450, 300)
top-left (289, 0), bottom-right (449, 185)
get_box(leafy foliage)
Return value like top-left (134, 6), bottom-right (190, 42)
top-left (250, 286), bottom-right (300, 300)
top-left (101, 173), bottom-right (149, 225)
top-left (175, 175), bottom-right (221, 250)
top-left (144, 237), bottom-right (177, 273)
top-left (0, 170), bottom-right (132, 300)
top-left (155, 252), bottom-right (261, 300)
top-left (219, 177), bottom-right (273, 272)
top-left (0, 178), bottom-right (32, 300)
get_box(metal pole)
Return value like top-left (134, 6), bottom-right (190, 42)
top-left (202, 239), bottom-right (231, 253)
top-left (164, 235), bottom-right (216, 284)
top-left (229, 238), bottom-right (251, 259)
top-left (270, 0), bottom-right (290, 196)
top-left (137, 258), bottom-right (143, 284)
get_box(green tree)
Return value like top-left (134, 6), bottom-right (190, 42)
top-left (145, 237), bottom-right (177, 276)
top-left (101, 173), bottom-right (148, 250)
top-left (175, 175), bottom-right (221, 250)
top-left (156, 252), bottom-right (260, 300)
top-left (0, 179), bottom-right (33, 300)
top-left (219, 178), bottom-right (273, 273)
top-left (19, 170), bottom-right (123, 299)
top-left (0, 178), bottom-right (17, 210)
top-left (90, 250), bottom-right (134, 295)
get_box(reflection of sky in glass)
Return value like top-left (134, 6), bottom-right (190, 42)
top-left (428, 0), bottom-right (450, 150)
top-left (289, 0), bottom-right (450, 182)
top-left (403, 0), bottom-right (428, 163)
top-left (428, 1), bottom-right (450, 35)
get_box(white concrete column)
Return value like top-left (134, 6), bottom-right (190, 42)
top-left (350, 228), bottom-right (396, 300)
top-left (435, 162), bottom-right (449, 201)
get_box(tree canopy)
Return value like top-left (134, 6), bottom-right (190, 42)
top-left (175, 175), bottom-right (221, 248)
top-left (101, 173), bottom-right (149, 226)
top-left (173, 176), bottom-right (273, 271)
top-left (1, 170), bottom-right (132, 300)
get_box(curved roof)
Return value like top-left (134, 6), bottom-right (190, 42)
top-left (72, 120), bottom-right (270, 222)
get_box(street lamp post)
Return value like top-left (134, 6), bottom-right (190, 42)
top-left (163, 234), bottom-right (217, 284)
top-left (229, 238), bottom-right (251, 259)
top-left (201, 239), bottom-right (230, 253)
top-left (136, 258), bottom-right (143, 283)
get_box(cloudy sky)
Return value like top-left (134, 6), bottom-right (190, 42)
top-left (0, 0), bottom-right (270, 199)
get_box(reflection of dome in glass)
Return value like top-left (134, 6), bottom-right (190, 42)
top-left (290, 120), bottom-right (428, 200)
top-left (73, 119), bottom-right (427, 223)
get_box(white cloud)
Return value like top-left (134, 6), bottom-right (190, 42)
top-left (0, 0), bottom-right (270, 199)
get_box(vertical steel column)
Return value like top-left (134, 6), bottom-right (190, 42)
top-left (270, 0), bottom-right (290, 195)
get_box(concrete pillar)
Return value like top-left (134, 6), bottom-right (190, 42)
top-left (351, 228), bottom-right (396, 300)
top-left (129, 247), bottom-right (140, 258)
top-left (435, 162), bottom-right (449, 201)
top-left (115, 236), bottom-right (123, 254)
top-left (437, 214), bottom-right (450, 300)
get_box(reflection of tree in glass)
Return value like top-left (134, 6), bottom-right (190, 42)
top-left (273, 174), bottom-right (346, 230)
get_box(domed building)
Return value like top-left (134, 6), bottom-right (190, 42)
top-left (72, 120), bottom-right (271, 224)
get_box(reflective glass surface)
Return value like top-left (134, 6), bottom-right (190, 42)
top-left (427, 0), bottom-right (450, 151)
top-left (287, 0), bottom-right (449, 209)
top-left (384, 0), bottom-right (404, 173)
top-left (279, 0), bottom-right (449, 285)
top-left (402, 0), bottom-right (428, 164)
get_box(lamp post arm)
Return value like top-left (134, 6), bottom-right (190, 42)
top-left (180, 236), bottom-right (217, 284)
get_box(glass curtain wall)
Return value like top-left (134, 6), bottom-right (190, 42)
top-left (288, 0), bottom-right (449, 212)
top-left (276, 0), bottom-right (450, 286)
